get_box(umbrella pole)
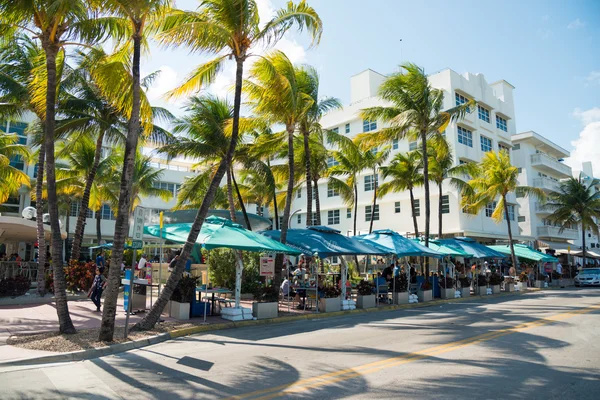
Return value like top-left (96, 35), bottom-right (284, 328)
top-left (392, 255), bottom-right (396, 305)
top-left (203, 251), bottom-right (209, 324)
top-left (315, 253), bottom-right (319, 313)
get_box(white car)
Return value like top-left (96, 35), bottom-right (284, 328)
top-left (574, 268), bottom-right (600, 287)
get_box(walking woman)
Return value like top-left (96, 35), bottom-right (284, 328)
top-left (88, 267), bottom-right (107, 312)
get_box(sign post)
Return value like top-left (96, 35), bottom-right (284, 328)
top-left (124, 207), bottom-right (144, 339)
top-left (159, 211), bottom-right (163, 296)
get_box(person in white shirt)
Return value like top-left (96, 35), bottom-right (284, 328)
top-left (556, 262), bottom-right (563, 277)
top-left (137, 254), bottom-right (147, 278)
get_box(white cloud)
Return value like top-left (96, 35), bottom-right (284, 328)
top-left (567, 18), bottom-right (586, 29)
top-left (586, 71), bottom-right (600, 86)
top-left (565, 107), bottom-right (600, 176)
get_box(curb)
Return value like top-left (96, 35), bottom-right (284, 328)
top-left (0, 287), bottom-right (565, 367)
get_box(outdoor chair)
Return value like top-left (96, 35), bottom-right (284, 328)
top-left (217, 292), bottom-right (235, 309)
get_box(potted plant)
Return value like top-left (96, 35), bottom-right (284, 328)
top-left (458, 276), bottom-right (471, 298)
top-left (417, 280), bottom-right (433, 302)
top-left (169, 275), bottom-right (198, 320)
top-left (518, 271), bottom-right (529, 290)
top-left (390, 274), bottom-right (409, 304)
top-left (252, 284), bottom-right (279, 319)
top-left (438, 276), bottom-right (455, 299)
top-left (489, 273), bottom-right (503, 294)
top-left (534, 271), bottom-right (547, 288)
top-left (356, 280), bottom-right (376, 309)
top-left (504, 276), bottom-right (515, 292)
top-left (477, 274), bottom-right (488, 296)
top-left (319, 286), bottom-right (341, 313)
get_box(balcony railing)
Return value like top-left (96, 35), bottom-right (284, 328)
top-left (535, 202), bottom-right (552, 214)
top-left (530, 153), bottom-right (571, 177)
top-left (533, 177), bottom-right (560, 192)
top-left (537, 226), bottom-right (579, 240)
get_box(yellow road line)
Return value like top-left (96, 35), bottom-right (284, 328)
top-left (225, 303), bottom-right (600, 400)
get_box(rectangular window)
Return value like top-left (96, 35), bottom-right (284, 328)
top-left (327, 182), bottom-right (339, 197)
top-left (485, 202), bottom-right (497, 218)
top-left (297, 189), bottom-right (302, 199)
top-left (328, 210), bottom-right (340, 225)
top-left (413, 199), bottom-right (420, 217)
top-left (518, 216), bottom-right (526, 222)
top-left (297, 214), bottom-right (301, 224)
top-left (365, 205), bottom-right (380, 222)
top-left (517, 167), bottom-right (522, 173)
top-left (70, 201), bottom-right (93, 218)
top-left (459, 159), bottom-right (467, 165)
top-left (409, 141), bottom-right (418, 151)
top-left (455, 92), bottom-right (469, 106)
top-left (332, 127), bottom-right (339, 134)
top-left (9, 155), bottom-right (24, 171)
top-left (496, 115), bottom-right (508, 132)
top-left (345, 123), bottom-right (350, 134)
top-left (327, 156), bottom-right (339, 168)
top-left (457, 126), bottom-right (473, 147)
top-left (99, 204), bottom-right (116, 220)
top-left (480, 135), bottom-right (493, 152)
top-left (477, 105), bottom-right (490, 123)
top-left (507, 205), bottom-right (515, 221)
top-left (441, 195), bottom-right (450, 214)
top-left (512, 143), bottom-right (520, 150)
top-left (498, 143), bottom-right (510, 154)
top-left (392, 138), bottom-right (399, 150)
top-left (394, 201), bottom-right (401, 213)
top-left (311, 213), bottom-right (319, 226)
top-left (363, 119), bottom-right (377, 132)
top-left (347, 208), bottom-right (352, 218)
top-left (312, 187), bottom-right (317, 200)
top-left (364, 174), bottom-right (378, 191)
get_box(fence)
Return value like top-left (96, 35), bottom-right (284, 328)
top-left (0, 261), bottom-right (40, 281)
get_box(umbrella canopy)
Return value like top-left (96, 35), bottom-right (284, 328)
top-left (437, 237), bottom-right (507, 259)
top-left (144, 216), bottom-right (301, 254)
top-left (261, 226), bottom-right (390, 258)
top-left (488, 244), bottom-right (559, 262)
top-left (413, 238), bottom-right (473, 257)
top-left (356, 230), bottom-right (443, 258)
top-left (89, 242), bottom-right (133, 250)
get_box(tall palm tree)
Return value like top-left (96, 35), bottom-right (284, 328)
top-left (359, 63), bottom-right (474, 254)
top-left (135, 0), bottom-right (322, 332)
top-left (545, 175), bottom-right (600, 267)
top-left (360, 145), bottom-right (390, 233)
top-left (378, 152), bottom-right (423, 238)
top-left (0, 133), bottom-right (31, 203)
top-left (461, 150), bottom-right (545, 271)
top-left (174, 169), bottom-right (229, 211)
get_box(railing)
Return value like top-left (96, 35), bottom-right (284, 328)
top-left (537, 226), bottom-right (579, 240)
top-left (0, 261), bottom-right (39, 281)
top-left (533, 177), bottom-right (560, 192)
top-left (530, 153), bottom-right (571, 176)
top-left (535, 202), bottom-right (551, 214)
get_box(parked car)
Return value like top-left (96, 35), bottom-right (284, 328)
top-left (574, 268), bottom-right (600, 287)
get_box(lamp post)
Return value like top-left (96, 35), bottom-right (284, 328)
top-left (289, 209), bottom-right (302, 228)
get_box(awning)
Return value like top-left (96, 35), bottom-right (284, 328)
top-left (355, 230), bottom-right (443, 258)
top-left (437, 237), bottom-right (507, 259)
top-left (488, 244), bottom-right (558, 262)
top-left (0, 216), bottom-right (66, 242)
top-left (537, 240), bottom-right (573, 251)
top-left (261, 226), bottom-right (390, 258)
top-left (414, 238), bottom-right (473, 257)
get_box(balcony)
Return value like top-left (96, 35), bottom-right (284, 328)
top-left (530, 153), bottom-right (571, 178)
top-left (533, 177), bottom-right (560, 192)
top-left (535, 202), bottom-right (552, 214)
top-left (537, 226), bottom-right (579, 240)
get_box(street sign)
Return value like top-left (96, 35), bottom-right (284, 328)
top-left (260, 255), bottom-right (275, 276)
top-left (131, 240), bottom-right (143, 249)
top-left (131, 206), bottom-right (145, 242)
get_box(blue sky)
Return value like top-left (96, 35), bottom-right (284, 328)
top-left (145, 0), bottom-right (599, 172)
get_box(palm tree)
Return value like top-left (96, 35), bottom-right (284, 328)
top-left (0, 133), bottom-right (31, 203)
top-left (135, 0), bottom-right (322, 332)
top-left (359, 63), bottom-right (474, 253)
top-left (360, 145), bottom-right (390, 233)
top-left (174, 170), bottom-right (229, 211)
top-left (545, 175), bottom-right (600, 267)
top-left (461, 150), bottom-right (545, 271)
top-left (378, 152), bottom-right (423, 238)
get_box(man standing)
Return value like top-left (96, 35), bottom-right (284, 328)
top-left (96, 250), bottom-right (105, 271)
top-left (137, 253), bottom-right (147, 278)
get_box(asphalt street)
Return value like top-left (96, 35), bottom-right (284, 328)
top-left (1, 288), bottom-right (599, 399)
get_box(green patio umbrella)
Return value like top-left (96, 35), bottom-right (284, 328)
top-left (414, 239), bottom-right (473, 258)
top-left (488, 244), bottom-right (558, 263)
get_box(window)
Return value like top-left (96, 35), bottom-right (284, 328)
top-left (477, 105), bottom-right (490, 123)
top-left (455, 92), bottom-right (469, 106)
top-left (2, 195), bottom-right (20, 211)
top-left (312, 187), bottom-right (317, 200)
top-left (485, 202), bottom-right (497, 218)
top-left (328, 210), bottom-right (340, 225)
top-left (345, 123), bottom-right (350, 134)
top-left (518, 216), bottom-right (526, 222)
top-left (459, 159), bottom-right (467, 165)
top-left (297, 214), bottom-right (301, 224)
top-left (394, 202), bottom-right (401, 213)
top-left (331, 256), bottom-right (339, 264)
top-left (327, 182), bottom-right (339, 197)
top-left (99, 204), bottom-right (116, 220)
top-left (257, 205), bottom-right (264, 216)
top-left (297, 189), bottom-right (302, 199)
top-left (363, 119), bottom-right (377, 132)
top-left (33, 165), bottom-right (38, 178)
top-left (480, 135), bottom-right (493, 152)
top-left (413, 199), bottom-right (420, 217)
top-left (9, 155), bottom-right (25, 171)
top-left (70, 201), bottom-right (93, 218)
top-left (364, 174), bottom-right (378, 191)
top-left (441, 195), bottom-right (450, 214)
top-left (153, 182), bottom-right (179, 196)
top-left (311, 213), bottom-right (319, 226)
top-left (512, 143), bottom-right (520, 150)
top-left (457, 126), bottom-right (473, 147)
top-left (517, 168), bottom-right (522, 173)
top-left (365, 205), bottom-right (380, 222)
top-left (496, 115), bottom-right (507, 132)
top-left (327, 156), bottom-right (339, 168)
top-left (409, 141), bottom-right (418, 151)
top-left (498, 143), bottom-right (511, 154)
top-left (347, 208), bottom-right (352, 218)
top-left (507, 205), bottom-right (515, 221)
top-left (392, 138), bottom-right (399, 150)
top-left (332, 127), bottom-right (339, 134)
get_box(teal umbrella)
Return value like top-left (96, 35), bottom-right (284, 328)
top-left (356, 230), bottom-right (443, 258)
top-left (414, 238), bottom-right (473, 258)
top-left (437, 237), bottom-right (507, 259)
top-left (488, 244), bottom-right (558, 262)
top-left (89, 242), bottom-right (134, 250)
top-left (144, 215), bottom-right (301, 254)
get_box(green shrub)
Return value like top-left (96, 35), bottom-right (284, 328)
top-left (458, 276), bottom-right (471, 288)
top-left (439, 276), bottom-right (454, 289)
top-left (207, 249), bottom-right (261, 291)
top-left (171, 275), bottom-right (199, 303)
top-left (0, 275), bottom-right (31, 297)
top-left (357, 280), bottom-right (374, 296)
top-left (253, 285), bottom-right (279, 302)
top-left (391, 274), bottom-right (408, 292)
top-left (322, 286), bottom-right (341, 298)
top-left (489, 273), bottom-right (503, 285)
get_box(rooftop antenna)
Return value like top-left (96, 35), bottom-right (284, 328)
top-left (399, 38), bottom-right (403, 65)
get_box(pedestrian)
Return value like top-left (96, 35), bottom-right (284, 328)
top-left (556, 262), bottom-right (563, 278)
top-left (96, 250), bottom-right (105, 270)
top-left (88, 267), bottom-right (107, 312)
top-left (137, 253), bottom-right (147, 278)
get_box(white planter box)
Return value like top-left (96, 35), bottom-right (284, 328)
top-left (491, 285), bottom-right (501, 294)
top-left (478, 286), bottom-right (488, 296)
top-left (535, 280), bottom-right (546, 288)
top-left (504, 283), bottom-right (514, 292)
top-left (440, 288), bottom-right (454, 299)
top-left (356, 295), bottom-right (376, 309)
top-left (519, 281), bottom-right (528, 291)
top-left (392, 291), bottom-right (409, 304)
top-left (252, 302), bottom-right (278, 320)
top-left (417, 290), bottom-right (432, 302)
top-left (461, 287), bottom-right (471, 298)
top-left (319, 297), bottom-right (341, 313)
top-left (169, 300), bottom-right (190, 320)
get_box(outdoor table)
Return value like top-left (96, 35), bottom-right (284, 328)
top-left (291, 286), bottom-right (318, 311)
top-left (196, 288), bottom-right (232, 316)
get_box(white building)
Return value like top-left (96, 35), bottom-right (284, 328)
top-left (286, 68), bottom-right (525, 242)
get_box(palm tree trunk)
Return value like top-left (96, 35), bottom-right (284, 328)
top-left (409, 188), bottom-right (419, 238)
top-left (96, 209), bottom-right (102, 246)
top-left (438, 182), bottom-right (443, 239)
top-left (353, 183), bottom-right (358, 236)
top-left (421, 131), bottom-right (431, 277)
top-left (267, 159), bottom-right (279, 229)
top-left (226, 168), bottom-right (235, 220)
top-left (369, 167), bottom-right (377, 233)
top-left (65, 203), bottom-right (70, 262)
top-left (71, 133), bottom-right (104, 262)
top-left (35, 145), bottom-right (47, 296)
top-left (303, 127), bottom-right (313, 226)
top-left (134, 57), bottom-right (246, 331)
top-left (226, 169), bottom-right (244, 308)
top-left (503, 195), bottom-right (518, 271)
top-left (231, 169), bottom-right (252, 230)
top-left (43, 44), bottom-right (75, 334)
top-left (276, 125), bottom-right (296, 287)
top-left (313, 178), bottom-right (321, 225)
top-left (100, 31), bottom-right (144, 341)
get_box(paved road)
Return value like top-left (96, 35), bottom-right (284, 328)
top-left (2, 288), bottom-right (600, 399)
